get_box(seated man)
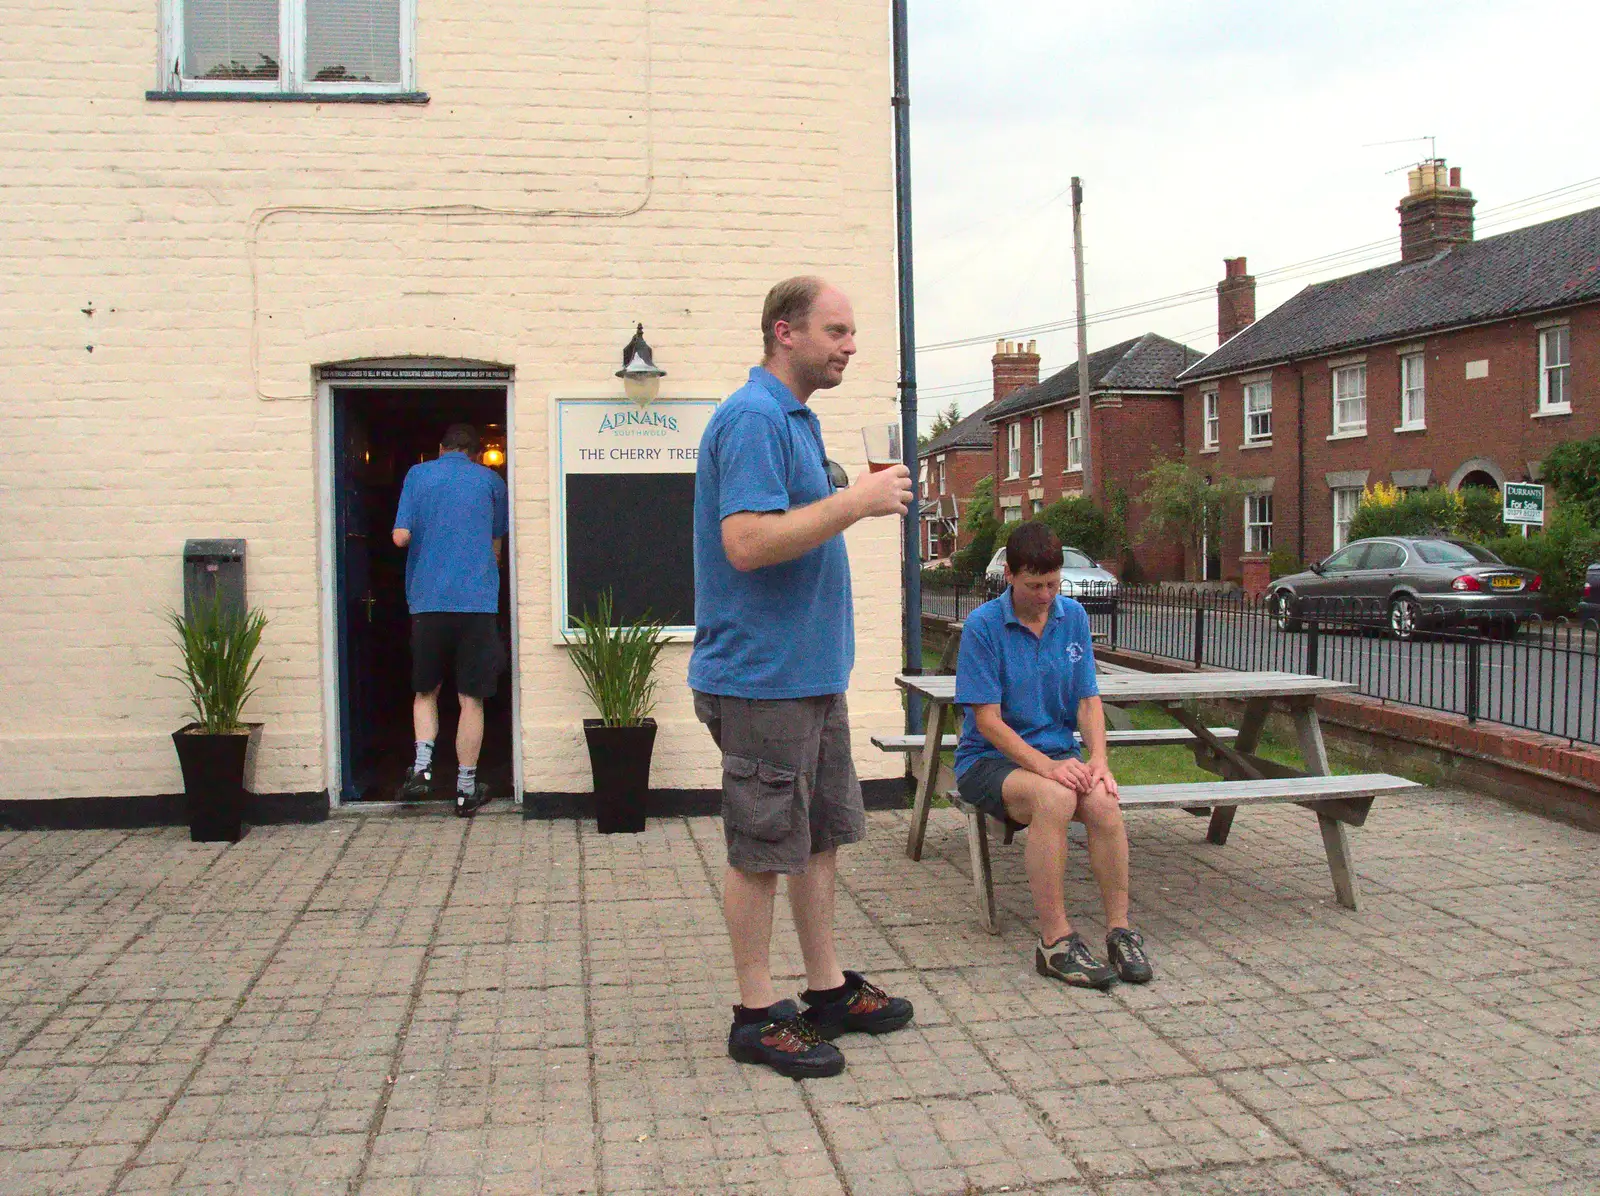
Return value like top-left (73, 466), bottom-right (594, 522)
top-left (954, 521), bottom-right (1153, 988)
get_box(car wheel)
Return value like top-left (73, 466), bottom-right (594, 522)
top-left (1388, 595), bottom-right (1420, 641)
top-left (1272, 590), bottom-right (1302, 633)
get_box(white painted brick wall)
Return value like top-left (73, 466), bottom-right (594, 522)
top-left (0, 0), bottom-right (904, 801)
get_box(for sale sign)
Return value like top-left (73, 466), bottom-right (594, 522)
top-left (1502, 482), bottom-right (1545, 525)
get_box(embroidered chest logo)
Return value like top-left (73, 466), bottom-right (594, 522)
top-left (1065, 642), bottom-right (1085, 664)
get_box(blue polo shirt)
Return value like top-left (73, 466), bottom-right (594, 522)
top-left (393, 452), bottom-right (509, 614)
top-left (953, 590), bottom-right (1099, 776)
top-left (688, 367), bottom-right (853, 699)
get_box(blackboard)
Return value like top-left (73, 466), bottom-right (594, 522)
top-left (565, 473), bottom-right (696, 629)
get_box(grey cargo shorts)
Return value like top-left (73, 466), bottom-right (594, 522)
top-left (693, 691), bottom-right (867, 875)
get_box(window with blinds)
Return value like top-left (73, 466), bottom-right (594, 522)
top-left (168, 0), bottom-right (410, 92)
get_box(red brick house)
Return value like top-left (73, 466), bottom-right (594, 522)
top-left (919, 340), bottom-right (1040, 560)
top-left (983, 333), bottom-right (1205, 580)
top-left (1177, 161), bottom-right (1600, 584)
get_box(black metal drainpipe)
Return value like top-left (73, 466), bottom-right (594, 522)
top-left (1295, 360), bottom-right (1306, 566)
top-left (892, 0), bottom-right (922, 733)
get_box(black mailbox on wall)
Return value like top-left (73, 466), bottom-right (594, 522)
top-left (183, 540), bottom-right (246, 622)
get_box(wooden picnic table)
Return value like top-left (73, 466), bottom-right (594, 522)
top-left (895, 669), bottom-right (1369, 907)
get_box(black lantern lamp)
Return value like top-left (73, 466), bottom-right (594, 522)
top-left (616, 323), bottom-right (667, 404)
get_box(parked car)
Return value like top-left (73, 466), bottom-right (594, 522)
top-left (1270, 537), bottom-right (1543, 639)
top-left (985, 545), bottom-right (1119, 612)
top-left (1580, 564), bottom-right (1600, 625)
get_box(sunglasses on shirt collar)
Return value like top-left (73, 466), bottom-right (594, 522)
top-left (824, 458), bottom-right (850, 489)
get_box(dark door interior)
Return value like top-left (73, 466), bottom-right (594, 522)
top-left (334, 386), bottom-right (513, 803)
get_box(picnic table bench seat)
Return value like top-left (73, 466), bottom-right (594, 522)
top-left (870, 727), bottom-right (1240, 754)
top-left (948, 771), bottom-right (1420, 933)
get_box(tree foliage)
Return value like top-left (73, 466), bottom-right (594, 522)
top-left (1542, 435), bottom-right (1600, 525)
top-left (996, 496), bottom-right (1113, 561)
top-left (1488, 507), bottom-right (1600, 615)
top-left (953, 474), bottom-right (998, 575)
top-left (1346, 483), bottom-right (1503, 545)
top-left (918, 401), bottom-right (964, 451)
top-left (1136, 460), bottom-right (1247, 580)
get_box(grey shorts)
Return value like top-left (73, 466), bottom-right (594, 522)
top-left (956, 750), bottom-right (1079, 822)
top-left (692, 691), bottom-right (867, 875)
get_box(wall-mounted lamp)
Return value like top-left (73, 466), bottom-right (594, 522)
top-left (616, 323), bottom-right (667, 405)
top-left (480, 424), bottom-right (507, 468)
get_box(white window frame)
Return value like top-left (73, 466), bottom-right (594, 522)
top-left (1244, 493), bottom-right (1273, 554)
top-left (1540, 325), bottom-right (1571, 413)
top-left (1202, 390), bottom-right (1219, 449)
top-left (1006, 422), bottom-right (1022, 479)
top-left (937, 456), bottom-right (946, 495)
top-left (1003, 505), bottom-right (1023, 524)
top-left (159, 0), bottom-right (417, 95)
top-left (1066, 407), bottom-right (1082, 472)
top-left (1031, 498), bottom-right (1044, 516)
top-left (1031, 416), bottom-right (1044, 477)
top-left (1399, 352), bottom-right (1426, 429)
top-left (1243, 380), bottom-right (1273, 444)
top-left (1332, 364), bottom-right (1367, 435)
top-left (1332, 487), bottom-right (1361, 551)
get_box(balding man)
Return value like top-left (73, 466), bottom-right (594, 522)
top-left (690, 277), bottom-right (916, 1078)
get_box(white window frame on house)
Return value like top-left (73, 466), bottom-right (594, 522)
top-left (937, 456), bottom-right (946, 495)
top-left (1031, 416), bottom-right (1044, 477)
top-left (1539, 324), bottom-right (1571, 414)
top-left (1031, 498), bottom-right (1044, 516)
top-left (1202, 390), bottom-right (1219, 450)
top-left (1243, 380), bottom-right (1273, 444)
top-left (1399, 352), bottom-right (1426, 429)
top-left (1331, 364), bottom-right (1367, 436)
top-left (1332, 487), bottom-right (1361, 551)
top-left (1244, 493), bottom-right (1273, 554)
top-left (1003, 506), bottom-right (1023, 524)
top-left (159, 0), bottom-right (418, 95)
top-left (1006, 422), bottom-right (1022, 479)
top-left (1066, 407), bottom-right (1082, 472)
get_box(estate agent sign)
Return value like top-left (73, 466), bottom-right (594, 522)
top-left (1502, 482), bottom-right (1545, 530)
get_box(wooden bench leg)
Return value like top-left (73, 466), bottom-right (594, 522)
top-left (966, 805), bottom-right (1000, 934)
top-left (906, 701), bottom-right (951, 862)
top-left (1318, 813), bottom-right (1360, 910)
top-left (1206, 806), bottom-right (1237, 845)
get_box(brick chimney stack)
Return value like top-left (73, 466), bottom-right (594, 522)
top-left (1217, 257), bottom-right (1256, 346)
top-left (1398, 159), bottom-right (1475, 263)
top-left (991, 338), bottom-right (1040, 403)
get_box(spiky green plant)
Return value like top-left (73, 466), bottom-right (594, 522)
top-left (165, 596), bottom-right (267, 734)
top-left (566, 590), bottom-right (668, 726)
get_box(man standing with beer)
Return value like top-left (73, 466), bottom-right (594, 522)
top-left (690, 276), bottom-right (915, 1078)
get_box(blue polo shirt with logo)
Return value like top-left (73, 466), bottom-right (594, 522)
top-left (688, 367), bottom-right (854, 699)
top-left (393, 452), bottom-right (509, 614)
top-left (953, 589), bottom-right (1099, 775)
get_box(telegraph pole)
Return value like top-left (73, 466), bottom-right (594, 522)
top-left (1071, 177), bottom-right (1093, 499)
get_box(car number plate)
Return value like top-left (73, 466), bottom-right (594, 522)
top-left (1490, 576), bottom-right (1522, 589)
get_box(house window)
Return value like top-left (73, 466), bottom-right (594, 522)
top-left (1332, 364), bottom-right (1367, 434)
top-left (1066, 408), bottom-right (1082, 471)
top-left (1244, 494), bottom-right (1273, 554)
top-left (1003, 506), bottom-right (1023, 524)
top-left (1006, 422), bottom-right (1021, 479)
top-left (1031, 416), bottom-right (1044, 477)
top-left (937, 456), bottom-right (947, 495)
top-left (1202, 391), bottom-right (1219, 449)
top-left (1399, 353), bottom-right (1425, 427)
top-left (163, 0), bottom-right (414, 93)
top-left (1332, 487), bottom-right (1361, 550)
top-left (1031, 499), bottom-right (1044, 516)
top-left (1243, 380), bottom-right (1272, 444)
top-left (1540, 325), bottom-right (1571, 412)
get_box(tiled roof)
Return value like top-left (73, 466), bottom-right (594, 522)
top-left (985, 333), bottom-right (1204, 422)
top-left (924, 398), bottom-right (1001, 453)
top-left (1178, 204), bottom-right (1600, 382)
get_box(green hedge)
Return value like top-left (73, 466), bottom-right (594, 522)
top-left (1487, 507), bottom-right (1600, 615)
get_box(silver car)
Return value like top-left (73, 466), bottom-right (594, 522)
top-left (1271, 537), bottom-right (1544, 639)
top-left (985, 545), bottom-right (1120, 612)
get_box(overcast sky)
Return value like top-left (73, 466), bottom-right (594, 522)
top-left (908, 0), bottom-right (1600, 426)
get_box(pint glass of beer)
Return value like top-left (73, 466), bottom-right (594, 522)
top-left (862, 424), bottom-right (902, 473)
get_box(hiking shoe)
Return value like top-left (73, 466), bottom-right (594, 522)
top-left (454, 781), bottom-right (492, 818)
top-left (1036, 932), bottom-right (1117, 990)
top-left (1106, 927), bottom-right (1154, 985)
top-left (728, 999), bottom-right (846, 1079)
top-left (397, 768), bottom-right (432, 800)
top-left (800, 972), bottom-right (914, 1040)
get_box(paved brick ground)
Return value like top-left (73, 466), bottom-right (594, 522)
top-left (0, 788), bottom-right (1595, 1195)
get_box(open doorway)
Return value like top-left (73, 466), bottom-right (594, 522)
top-left (332, 386), bottom-right (513, 803)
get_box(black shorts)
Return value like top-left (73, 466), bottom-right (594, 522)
top-left (410, 613), bottom-right (504, 699)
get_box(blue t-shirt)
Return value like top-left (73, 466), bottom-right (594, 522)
top-left (953, 590), bottom-right (1100, 776)
top-left (392, 452), bottom-right (509, 614)
top-left (687, 367), bottom-right (854, 699)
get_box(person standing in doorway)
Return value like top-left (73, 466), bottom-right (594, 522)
top-left (690, 276), bottom-right (916, 1079)
top-left (392, 423), bottom-right (508, 817)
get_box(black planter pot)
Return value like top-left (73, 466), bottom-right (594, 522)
top-left (583, 719), bottom-right (656, 834)
top-left (171, 723), bottom-right (260, 843)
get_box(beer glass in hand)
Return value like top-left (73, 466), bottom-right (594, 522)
top-left (863, 424), bottom-right (902, 473)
